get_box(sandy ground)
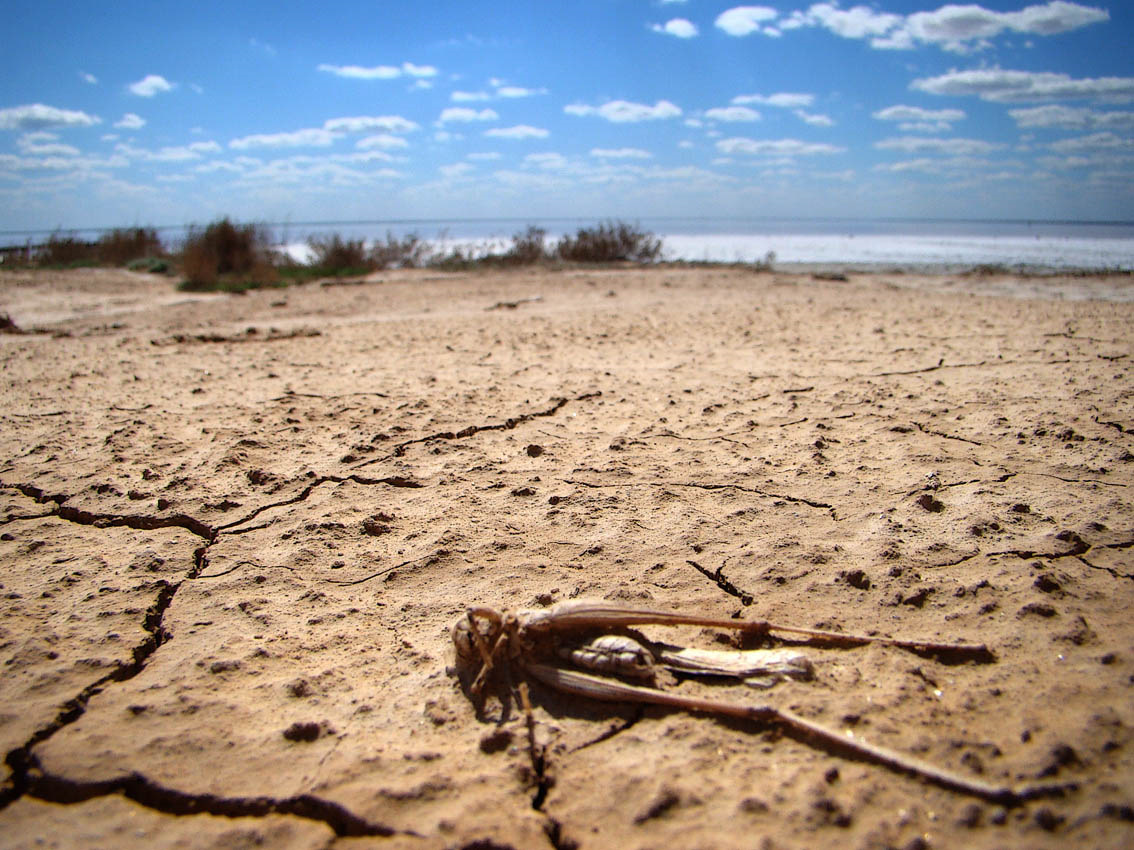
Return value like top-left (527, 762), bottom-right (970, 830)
top-left (0, 265), bottom-right (1132, 850)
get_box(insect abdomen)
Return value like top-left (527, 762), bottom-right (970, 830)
top-left (560, 635), bottom-right (657, 679)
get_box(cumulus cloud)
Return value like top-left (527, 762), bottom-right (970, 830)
top-left (495, 85), bottom-right (547, 98)
top-left (913, 68), bottom-right (1134, 102)
top-left (229, 128), bottom-right (338, 149)
top-left (439, 107), bottom-right (499, 124)
top-left (317, 61), bottom-right (437, 80)
top-left (873, 105), bottom-right (964, 132)
top-left (715, 7), bottom-right (779, 37)
top-left (1009, 105), bottom-right (1134, 129)
top-left (117, 140), bottom-right (222, 161)
top-left (779, 2), bottom-right (1107, 53)
top-left (564, 100), bottom-right (682, 122)
top-left (1049, 132), bottom-right (1134, 151)
top-left (798, 3), bottom-right (902, 39)
top-left (451, 81), bottom-right (545, 102)
top-left (114, 113), bottom-right (146, 130)
top-left (451, 90), bottom-right (491, 102)
top-left (484, 125), bottom-right (549, 139)
top-left (590, 148), bottom-right (652, 159)
top-left (795, 111), bottom-right (835, 127)
top-left (874, 156), bottom-right (1017, 174)
top-left (525, 152), bottom-right (569, 169)
top-left (440, 162), bottom-right (474, 178)
top-left (80, 72), bottom-right (98, 85)
top-left (652, 18), bottom-right (698, 38)
top-left (128, 74), bottom-right (174, 97)
top-left (0, 103), bottom-right (100, 131)
top-left (715, 137), bottom-right (845, 156)
top-left (17, 133), bottom-right (80, 156)
top-left (874, 136), bottom-right (1004, 155)
top-left (356, 134), bottom-right (410, 150)
top-left (323, 115), bottom-right (420, 134)
top-left (705, 106), bottom-right (761, 122)
top-left (732, 93), bottom-right (814, 108)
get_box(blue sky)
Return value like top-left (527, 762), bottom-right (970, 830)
top-left (1, 1), bottom-right (1132, 231)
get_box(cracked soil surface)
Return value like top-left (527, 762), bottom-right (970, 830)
top-left (1, 266), bottom-right (1132, 849)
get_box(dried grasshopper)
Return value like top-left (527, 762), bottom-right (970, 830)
top-left (452, 599), bottom-right (1069, 805)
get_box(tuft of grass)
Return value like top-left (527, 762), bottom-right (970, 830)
top-left (35, 232), bottom-right (99, 267)
top-left (503, 225), bottom-right (551, 266)
top-left (178, 218), bottom-right (278, 290)
top-left (98, 227), bottom-right (164, 266)
top-left (556, 220), bottom-right (662, 264)
top-left (370, 231), bottom-right (430, 269)
top-left (307, 234), bottom-right (372, 275)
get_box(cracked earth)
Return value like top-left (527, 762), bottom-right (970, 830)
top-left (1, 266), bottom-right (1132, 849)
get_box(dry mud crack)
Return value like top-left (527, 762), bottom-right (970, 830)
top-left (1, 266), bottom-right (1132, 849)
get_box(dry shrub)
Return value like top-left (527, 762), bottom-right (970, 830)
top-left (556, 220), bottom-right (662, 263)
top-left (98, 227), bottom-right (164, 265)
top-left (181, 218), bottom-right (277, 289)
top-left (370, 232), bottom-right (430, 269)
top-left (503, 225), bottom-right (550, 265)
top-left (35, 232), bottom-right (97, 266)
top-left (308, 234), bottom-right (371, 273)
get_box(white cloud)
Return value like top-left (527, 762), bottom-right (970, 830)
top-left (804, 3), bottom-right (902, 39)
top-left (496, 85), bottom-right (547, 98)
top-left (17, 134), bottom-right (80, 156)
top-left (451, 90), bottom-right (491, 102)
top-left (795, 110), bottom-right (835, 127)
top-left (913, 68), bottom-right (1134, 102)
top-left (564, 99), bottom-right (682, 122)
top-left (467, 152), bottom-right (501, 161)
top-left (117, 140), bottom-right (222, 162)
top-left (732, 92), bottom-right (814, 108)
top-left (484, 125), bottom-right (550, 139)
top-left (590, 148), bottom-right (652, 159)
top-left (715, 7), bottom-right (779, 37)
top-left (402, 62), bottom-right (437, 78)
top-left (874, 136), bottom-right (1004, 155)
top-left (323, 115), bottom-right (420, 134)
top-left (196, 161), bottom-right (245, 174)
top-left (128, 74), bottom-right (174, 97)
top-left (1003, 1), bottom-right (1109, 35)
top-left (525, 152), bottom-right (569, 169)
top-left (652, 18), bottom-right (699, 38)
top-left (716, 137), bottom-right (845, 156)
top-left (439, 107), bottom-right (499, 123)
top-left (80, 72), bottom-right (98, 85)
top-left (317, 61), bottom-right (437, 80)
top-left (114, 113), bottom-right (146, 130)
top-left (440, 162), bottom-right (474, 178)
top-left (1009, 105), bottom-right (1134, 129)
top-left (872, 105), bottom-right (966, 134)
top-left (705, 106), bottom-right (761, 122)
top-left (0, 103), bottom-right (100, 131)
top-left (781, 2), bottom-right (1107, 53)
top-left (873, 105), bottom-right (965, 123)
top-left (1049, 132), bottom-right (1134, 152)
top-left (874, 156), bottom-right (1016, 174)
top-left (229, 128), bottom-right (338, 149)
top-left (356, 134), bottom-right (410, 149)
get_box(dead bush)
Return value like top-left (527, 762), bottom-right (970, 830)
top-left (557, 220), bottom-right (662, 263)
top-left (180, 218), bottom-right (277, 289)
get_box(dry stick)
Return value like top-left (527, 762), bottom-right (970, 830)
top-left (521, 602), bottom-right (989, 657)
top-left (526, 663), bottom-right (1068, 806)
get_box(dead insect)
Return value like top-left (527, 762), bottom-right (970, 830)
top-left (452, 599), bottom-right (1069, 805)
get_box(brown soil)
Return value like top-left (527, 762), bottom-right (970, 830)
top-left (1, 266), bottom-right (1132, 849)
